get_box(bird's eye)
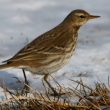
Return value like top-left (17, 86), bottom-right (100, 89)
top-left (80, 15), bottom-right (85, 18)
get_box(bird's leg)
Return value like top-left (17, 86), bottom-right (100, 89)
top-left (22, 69), bottom-right (29, 85)
top-left (22, 69), bottom-right (30, 95)
top-left (43, 74), bottom-right (59, 96)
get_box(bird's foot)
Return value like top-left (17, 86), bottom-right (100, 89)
top-left (50, 91), bottom-right (66, 97)
top-left (21, 80), bottom-right (30, 96)
top-left (47, 87), bottom-right (66, 97)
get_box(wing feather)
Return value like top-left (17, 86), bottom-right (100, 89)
top-left (5, 24), bottom-right (74, 64)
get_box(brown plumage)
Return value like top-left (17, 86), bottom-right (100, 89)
top-left (1, 23), bottom-right (79, 74)
top-left (0, 10), bottom-right (100, 73)
top-left (0, 9), bottom-right (100, 94)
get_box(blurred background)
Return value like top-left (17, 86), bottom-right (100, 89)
top-left (0, 0), bottom-right (110, 96)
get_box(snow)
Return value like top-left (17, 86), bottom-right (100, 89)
top-left (0, 0), bottom-right (110, 100)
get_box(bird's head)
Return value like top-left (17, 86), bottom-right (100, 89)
top-left (64, 9), bottom-right (100, 26)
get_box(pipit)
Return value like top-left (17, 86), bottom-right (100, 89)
top-left (0, 9), bottom-right (100, 95)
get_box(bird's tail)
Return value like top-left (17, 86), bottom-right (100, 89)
top-left (0, 63), bottom-right (12, 70)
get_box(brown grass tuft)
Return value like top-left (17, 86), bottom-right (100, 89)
top-left (0, 79), bottom-right (110, 110)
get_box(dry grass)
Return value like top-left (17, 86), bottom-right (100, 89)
top-left (0, 78), bottom-right (110, 110)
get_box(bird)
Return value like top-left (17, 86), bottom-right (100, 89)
top-left (0, 9), bottom-right (100, 95)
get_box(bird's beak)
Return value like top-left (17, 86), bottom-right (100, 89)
top-left (89, 15), bottom-right (100, 19)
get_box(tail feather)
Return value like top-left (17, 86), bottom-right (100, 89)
top-left (0, 63), bottom-right (12, 70)
top-left (0, 61), bottom-right (24, 70)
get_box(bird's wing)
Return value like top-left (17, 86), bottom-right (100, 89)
top-left (5, 26), bottom-right (73, 63)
